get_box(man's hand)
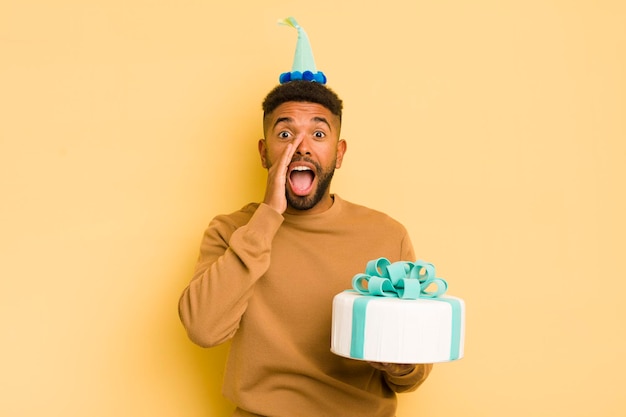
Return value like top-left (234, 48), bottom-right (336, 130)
top-left (368, 362), bottom-right (418, 377)
top-left (262, 136), bottom-right (303, 214)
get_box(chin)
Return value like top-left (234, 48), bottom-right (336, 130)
top-left (286, 193), bottom-right (319, 211)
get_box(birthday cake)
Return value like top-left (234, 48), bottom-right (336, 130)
top-left (331, 258), bottom-right (465, 364)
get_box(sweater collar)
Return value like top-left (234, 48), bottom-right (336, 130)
top-left (282, 194), bottom-right (343, 224)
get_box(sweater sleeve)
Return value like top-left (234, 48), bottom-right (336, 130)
top-left (400, 228), bottom-right (416, 261)
top-left (178, 204), bottom-right (284, 347)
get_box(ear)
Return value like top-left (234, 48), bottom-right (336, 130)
top-left (335, 139), bottom-right (347, 169)
top-left (258, 139), bottom-right (269, 169)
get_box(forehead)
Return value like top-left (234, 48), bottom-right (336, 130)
top-left (264, 101), bottom-right (340, 131)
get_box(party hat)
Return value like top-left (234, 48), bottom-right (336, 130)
top-left (278, 17), bottom-right (327, 84)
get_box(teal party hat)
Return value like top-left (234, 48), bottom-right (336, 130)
top-left (278, 17), bottom-right (327, 84)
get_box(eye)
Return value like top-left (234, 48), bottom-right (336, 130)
top-left (278, 131), bottom-right (292, 139)
top-left (313, 131), bottom-right (326, 139)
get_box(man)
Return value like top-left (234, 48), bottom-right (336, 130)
top-left (178, 80), bottom-right (432, 416)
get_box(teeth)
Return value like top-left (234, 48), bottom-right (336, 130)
top-left (292, 166), bottom-right (312, 171)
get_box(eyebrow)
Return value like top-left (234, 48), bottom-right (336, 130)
top-left (273, 116), bottom-right (333, 131)
top-left (273, 117), bottom-right (292, 128)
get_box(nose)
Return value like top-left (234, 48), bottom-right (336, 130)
top-left (294, 134), bottom-right (311, 155)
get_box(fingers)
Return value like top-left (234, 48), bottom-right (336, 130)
top-left (368, 362), bottom-right (418, 377)
top-left (263, 137), bottom-right (303, 214)
top-left (282, 136), bottom-right (303, 167)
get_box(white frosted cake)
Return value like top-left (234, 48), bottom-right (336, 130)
top-left (330, 258), bottom-right (465, 364)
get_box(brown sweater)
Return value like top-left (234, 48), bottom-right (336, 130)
top-left (179, 195), bottom-right (431, 416)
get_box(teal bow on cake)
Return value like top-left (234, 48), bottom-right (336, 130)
top-left (348, 258), bottom-right (462, 361)
top-left (352, 258), bottom-right (448, 299)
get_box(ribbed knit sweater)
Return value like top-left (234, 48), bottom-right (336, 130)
top-left (179, 195), bottom-right (431, 416)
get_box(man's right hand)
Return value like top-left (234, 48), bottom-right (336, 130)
top-left (262, 136), bottom-right (303, 214)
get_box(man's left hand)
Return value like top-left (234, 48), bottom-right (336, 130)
top-left (368, 362), bottom-right (416, 377)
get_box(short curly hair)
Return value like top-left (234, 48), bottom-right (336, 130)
top-left (262, 81), bottom-right (343, 122)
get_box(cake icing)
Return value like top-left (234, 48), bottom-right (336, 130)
top-left (331, 258), bottom-right (465, 364)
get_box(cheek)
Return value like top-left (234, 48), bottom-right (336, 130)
top-left (317, 145), bottom-right (341, 167)
top-left (260, 145), bottom-right (280, 169)
top-left (263, 151), bottom-right (275, 168)
top-left (262, 146), bottom-right (285, 168)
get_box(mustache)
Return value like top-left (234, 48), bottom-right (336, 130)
top-left (290, 156), bottom-right (321, 172)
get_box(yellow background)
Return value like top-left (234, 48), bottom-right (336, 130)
top-left (1, 1), bottom-right (625, 416)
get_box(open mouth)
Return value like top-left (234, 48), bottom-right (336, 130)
top-left (288, 165), bottom-right (316, 196)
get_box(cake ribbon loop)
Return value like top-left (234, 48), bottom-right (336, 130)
top-left (352, 258), bottom-right (448, 299)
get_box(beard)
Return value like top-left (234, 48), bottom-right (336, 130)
top-left (286, 160), bottom-right (336, 211)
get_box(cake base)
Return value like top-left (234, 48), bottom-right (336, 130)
top-left (331, 291), bottom-right (465, 364)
